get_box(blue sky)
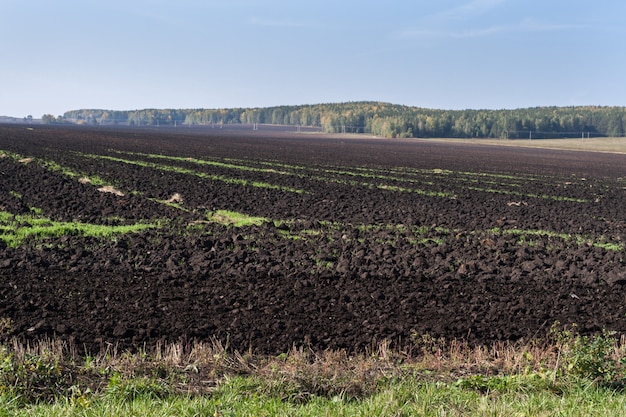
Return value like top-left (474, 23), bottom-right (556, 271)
top-left (2, 0), bottom-right (625, 117)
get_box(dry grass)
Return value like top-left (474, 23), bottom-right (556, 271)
top-left (96, 185), bottom-right (125, 196)
top-left (428, 137), bottom-right (626, 154)
top-left (164, 193), bottom-right (183, 204)
top-left (4, 337), bottom-right (626, 415)
top-left (3, 330), bottom-right (626, 405)
top-left (0, 337), bottom-right (569, 399)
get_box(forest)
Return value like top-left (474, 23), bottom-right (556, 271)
top-left (61, 102), bottom-right (626, 139)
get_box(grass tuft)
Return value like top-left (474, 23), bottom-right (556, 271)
top-left (206, 210), bottom-right (269, 227)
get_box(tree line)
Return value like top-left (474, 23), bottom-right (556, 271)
top-left (61, 102), bottom-right (626, 138)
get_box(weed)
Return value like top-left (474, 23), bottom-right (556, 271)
top-left (105, 372), bottom-right (171, 401)
top-left (0, 346), bottom-right (68, 404)
top-left (455, 372), bottom-right (555, 394)
top-left (0, 319), bottom-right (12, 337)
top-left (551, 324), bottom-right (621, 384)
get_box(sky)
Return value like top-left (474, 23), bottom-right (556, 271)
top-left (2, 0), bottom-right (625, 117)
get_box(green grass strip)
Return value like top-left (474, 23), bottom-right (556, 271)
top-left (111, 150), bottom-right (293, 176)
top-left (487, 227), bottom-right (623, 251)
top-left (77, 153), bottom-right (305, 194)
top-left (111, 151), bottom-right (457, 197)
top-left (1, 149), bottom-right (115, 187)
top-left (10, 374), bottom-right (626, 416)
top-left (466, 186), bottom-right (590, 203)
top-left (0, 211), bottom-right (156, 248)
top-left (0, 149), bottom-right (27, 162)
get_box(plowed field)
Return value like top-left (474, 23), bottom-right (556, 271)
top-left (1, 125), bottom-right (626, 354)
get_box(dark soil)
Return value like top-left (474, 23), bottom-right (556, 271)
top-left (1, 124), bottom-right (626, 354)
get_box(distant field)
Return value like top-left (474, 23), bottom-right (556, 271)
top-left (428, 137), bottom-right (626, 153)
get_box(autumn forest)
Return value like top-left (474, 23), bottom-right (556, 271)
top-left (59, 102), bottom-right (626, 139)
